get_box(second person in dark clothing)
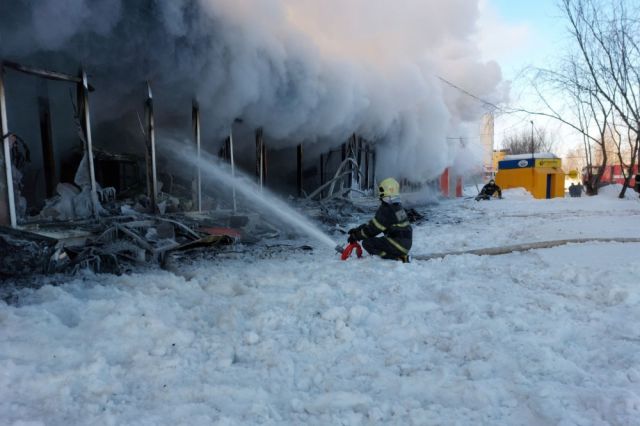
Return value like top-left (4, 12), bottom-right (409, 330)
top-left (348, 177), bottom-right (412, 262)
top-left (475, 179), bottom-right (502, 201)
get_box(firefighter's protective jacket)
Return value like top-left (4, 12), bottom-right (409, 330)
top-left (479, 182), bottom-right (502, 198)
top-left (352, 200), bottom-right (412, 255)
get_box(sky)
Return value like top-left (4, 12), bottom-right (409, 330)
top-left (477, 0), bottom-right (581, 155)
top-left (480, 0), bottom-right (565, 74)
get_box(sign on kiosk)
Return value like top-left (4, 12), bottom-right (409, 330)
top-left (535, 158), bottom-right (562, 168)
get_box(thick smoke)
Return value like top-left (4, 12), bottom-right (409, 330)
top-left (0, 0), bottom-right (504, 181)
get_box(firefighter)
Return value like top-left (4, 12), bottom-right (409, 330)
top-left (475, 179), bottom-right (502, 201)
top-left (348, 177), bottom-right (412, 262)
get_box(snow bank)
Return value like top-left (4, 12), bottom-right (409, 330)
top-left (598, 183), bottom-right (640, 200)
top-left (501, 187), bottom-right (533, 200)
top-left (2, 195), bottom-right (640, 425)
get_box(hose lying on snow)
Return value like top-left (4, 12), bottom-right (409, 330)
top-left (412, 237), bottom-right (640, 262)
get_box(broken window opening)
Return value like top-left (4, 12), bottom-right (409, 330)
top-left (0, 61), bottom-right (101, 226)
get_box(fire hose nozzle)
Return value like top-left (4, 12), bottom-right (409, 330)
top-left (340, 242), bottom-right (363, 260)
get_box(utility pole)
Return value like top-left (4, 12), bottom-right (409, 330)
top-left (530, 120), bottom-right (535, 159)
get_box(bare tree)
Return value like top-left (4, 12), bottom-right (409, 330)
top-left (560, 0), bottom-right (640, 197)
top-left (521, 60), bottom-right (612, 194)
top-left (502, 128), bottom-right (555, 155)
top-left (512, 0), bottom-right (640, 197)
top-left (564, 145), bottom-right (586, 173)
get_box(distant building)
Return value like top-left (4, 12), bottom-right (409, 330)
top-left (481, 113), bottom-right (495, 182)
top-left (492, 150), bottom-right (508, 176)
top-left (581, 164), bottom-right (638, 189)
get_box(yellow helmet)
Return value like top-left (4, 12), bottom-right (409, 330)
top-left (378, 177), bottom-right (400, 198)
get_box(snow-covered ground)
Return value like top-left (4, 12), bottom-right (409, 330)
top-left (2, 188), bottom-right (640, 425)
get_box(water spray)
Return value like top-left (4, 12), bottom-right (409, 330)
top-left (168, 141), bottom-right (338, 250)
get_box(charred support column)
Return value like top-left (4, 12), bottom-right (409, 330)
top-left (341, 142), bottom-right (347, 190)
top-left (38, 81), bottom-right (56, 198)
top-left (356, 136), bottom-right (363, 186)
top-left (297, 144), bottom-right (303, 197)
top-left (229, 125), bottom-right (237, 212)
top-left (78, 70), bottom-right (100, 219)
top-left (255, 128), bottom-right (264, 189)
top-left (144, 82), bottom-right (158, 213)
top-left (372, 149), bottom-right (377, 190)
top-left (348, 134), bottom-right (355, 190)
top-left (319, 153), bottom-right (325, 198)
top-left (192, 101), bottom-right (201, 212)
top-left (262, 142), bottom-right (268, 186)
top-left (219, 137), bottom-right (229, 161)
top-left (364, 144), bottom-right (370, 190)
top-left (0, 64), bottom-right (16, 227)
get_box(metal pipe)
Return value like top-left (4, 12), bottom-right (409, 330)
top-left (0, 65), bottom-right (17, 227)
top-left (145, 82), bottom-right (158, 213)
top-left (3, 60), bottom-right (83, 84)
top-left (80, 70), bottom-right (100, 219)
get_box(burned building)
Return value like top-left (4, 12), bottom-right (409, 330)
top-left (0, 1), bottom-right (504, 276)
top-left (0, 58), bottom-right (379, 277)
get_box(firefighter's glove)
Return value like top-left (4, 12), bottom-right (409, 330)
top-left (347, 228), bottom-right (359, 243)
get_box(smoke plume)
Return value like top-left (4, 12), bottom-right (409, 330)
top-left (0, 0), bottom-right (505, 181)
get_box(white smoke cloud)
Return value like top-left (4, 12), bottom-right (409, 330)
top-left (0, 0), bottom-right (506, 182)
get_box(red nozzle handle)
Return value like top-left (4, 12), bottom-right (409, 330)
top-left (341, 242), bottom-right (363, 260)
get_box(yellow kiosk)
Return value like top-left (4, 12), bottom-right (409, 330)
top-left (495, 153), bottom-right (565, 199)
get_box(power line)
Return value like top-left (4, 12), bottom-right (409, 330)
top-left (436, 75), bottom-right (504, 112)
